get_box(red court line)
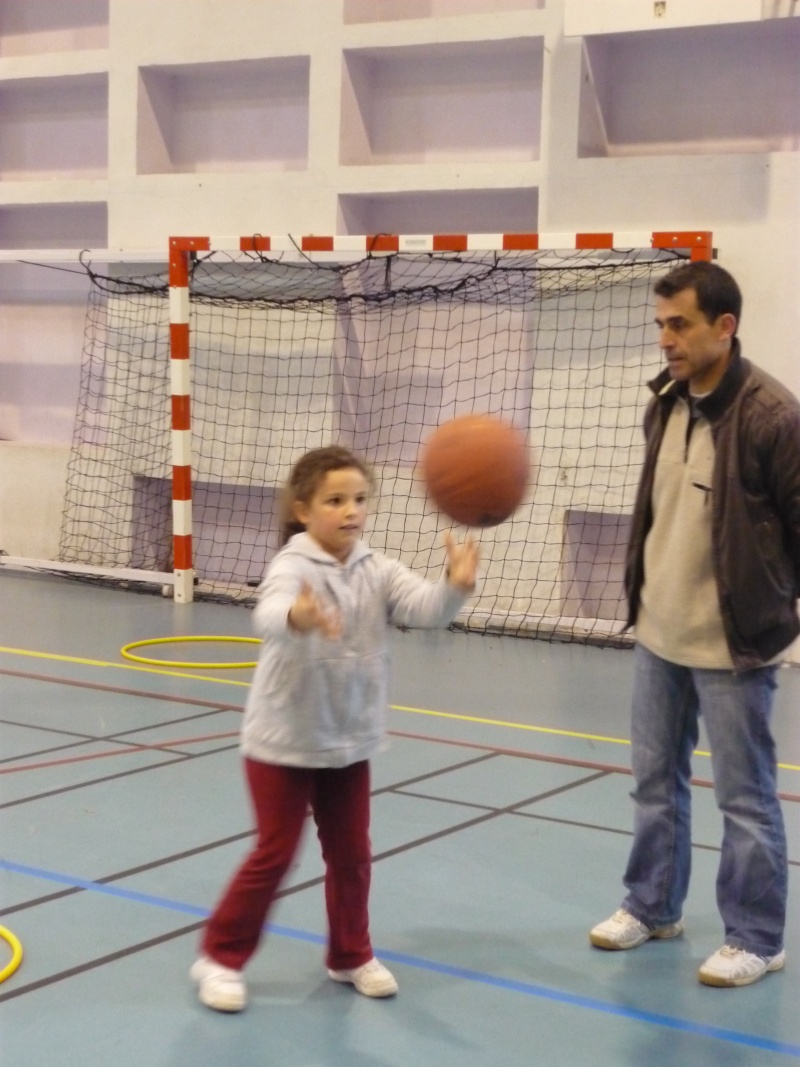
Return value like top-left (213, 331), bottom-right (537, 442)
top-left (388, 729), bottom-right (800, 804)
top-left (0, 665), bottom-right (243, 711)
top-left (0, 732), bottom-right (240, 774)
top-left (4, 667), bottom-right (798, 802)
top-left (4, 723), bottom-right (799, 804)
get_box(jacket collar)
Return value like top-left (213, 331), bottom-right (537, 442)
top-left (647, 338), bottom-right (748, 421)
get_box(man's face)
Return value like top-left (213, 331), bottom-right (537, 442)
top-left (654, 287), bottom-right (736, 394)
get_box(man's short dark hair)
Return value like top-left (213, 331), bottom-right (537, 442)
top-left (654, 261), bottom-right (742, 331)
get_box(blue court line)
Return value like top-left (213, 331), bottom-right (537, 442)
top-left (2, 857), bottom-right (799, 1059)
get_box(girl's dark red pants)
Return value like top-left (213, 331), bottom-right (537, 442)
top-left (201, 757), bottom-right (373, 972)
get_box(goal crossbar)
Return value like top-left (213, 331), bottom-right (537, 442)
top-left (162, 230), bottom-right (712, 617)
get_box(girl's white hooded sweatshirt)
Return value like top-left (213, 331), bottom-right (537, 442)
top-left (240, 532), bottom-right (469, 768)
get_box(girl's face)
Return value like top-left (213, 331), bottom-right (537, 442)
top-left (293, 466), bottom-right (369, 562)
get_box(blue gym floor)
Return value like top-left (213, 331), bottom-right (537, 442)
top-left (0, 570), bottom-right (798, 1066)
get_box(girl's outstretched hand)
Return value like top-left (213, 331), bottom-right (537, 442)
top-left (288, 582), bottom-right (343, 639)
top-left (444, 532), bottom-right (479, 592)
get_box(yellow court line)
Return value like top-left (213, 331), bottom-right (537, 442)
top-left (0, 645), bottom-right (251, 688)
top-left (390, 703), bottom-right (800, 773)
top-left (1, 645), bottom-right (798, 772)
top-left (391, 702), bottom-right (631, 747)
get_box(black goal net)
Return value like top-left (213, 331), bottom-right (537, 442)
top-left (59, 243), bottom-right (686, 643)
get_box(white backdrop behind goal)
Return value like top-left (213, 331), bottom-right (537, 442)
top-left (59, 246), bottom-right (684, 643)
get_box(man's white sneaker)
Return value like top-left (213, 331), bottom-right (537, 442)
top-left (590, 908), bottom-right (685, 950)
top-left (190, 955), bottom-right (248, 1012)
top-left (698, 945), bottom-right (786, 988)
top-left (328, 958), bottom-right (398, 998)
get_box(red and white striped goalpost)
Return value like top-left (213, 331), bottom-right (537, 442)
top-left (166, 230), bottom-right (713, 604)
top-left (168, 235), bottom-right (210, 603)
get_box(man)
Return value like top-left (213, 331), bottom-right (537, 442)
top-left (590, 260), bottom-right (799, 987)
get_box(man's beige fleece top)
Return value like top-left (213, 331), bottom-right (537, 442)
top-left (635, 388), bottom-right (734, 669)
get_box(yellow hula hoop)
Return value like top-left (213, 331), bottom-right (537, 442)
top-left (0, 926), bottom-right (22, 984)
top-left (120, 635), bottom-right (260, 669)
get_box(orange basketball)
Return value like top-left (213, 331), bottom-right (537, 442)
top-left (422, 414), bottom-right (530, 527)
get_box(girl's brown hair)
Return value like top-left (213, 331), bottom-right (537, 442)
top-left (279, 445), bottom-right (372, 545)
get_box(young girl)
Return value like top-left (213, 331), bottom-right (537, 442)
top-left (191, 445), bottom-right (478, 1012)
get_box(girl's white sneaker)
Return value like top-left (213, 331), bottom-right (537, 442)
top-left (190, 955), bottom-right (248, 1012)
top-left (328, 958), bottom-right (398, 997)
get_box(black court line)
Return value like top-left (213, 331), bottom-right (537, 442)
top-left (391, 728), bottom-right (800, 804)
top-left (5, 665), bottom-right (798, 800)
top-left (0, 763), bottom-right (609, 1003)
top-left (4, 667), bottom-right (797, 908)
top-left (4, 881), bottom-right (798, 1067)
top-left (3, 755), bottom-right (796, 1007)
top-left (0, 676), bottom-right (633, 810)
top-left (0, 730), bottom-right (241, 774)
top-left (0, 751), bottom-right (501, 919)
top-left (0, 922), bottom-right (206, 1003)
top-left (0, 753), bottom-right (593, 926)
top-left (370, 769), bottom-right (612, 864)
top-left (0, 707), bottom-right (602, 813)
top-left (0, 829), bottom-right (257, 919)
top-left (398, 791), bottom-right (800, 869)
top-left (0, 743), bottom-right (240, 810)
top-left (0, 706), bottom-right (240, 766)
top-left (0, 665), bottom-right (244, 713)
top-left (0, 735), bottom-right (236, 772)
top-left (4, 714), bottom-right (798, 815)
top-left (0, 739), bottom-right (493, 812)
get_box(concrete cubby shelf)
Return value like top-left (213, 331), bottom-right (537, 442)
top-left (0, 73), bottom-right (108, 181)
top-left (578, 18), bottom-right (800, 158)
top-left (136, 56), bottom-right (312, 176)
top-left (0, 0), bottom-right (109, 57)
top-left (337, 187), bottom-right (539, 236)
top-left (0, 203), bottom-right (107, 250)
top-left (0, 0), bottom-right (798, 437)
top-left (340, 38), bottom-right (544, 166)
top-left (0, 1), bottom-right (792, 247)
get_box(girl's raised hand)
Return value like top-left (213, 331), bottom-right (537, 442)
top-left (444, 532), bottom-right (479, 591)
top-left (288, 582), bottom-right (343, 640)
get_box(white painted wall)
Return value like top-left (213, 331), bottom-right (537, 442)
top-left (0, 441), bottom-right (69, 558)
top-left (0, 0), bottom-right (798, 621)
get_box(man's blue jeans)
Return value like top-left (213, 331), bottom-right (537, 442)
top-left (622, 644), bottom-right (787, 957)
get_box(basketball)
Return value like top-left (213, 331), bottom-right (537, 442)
top-left (422, 414), bottom-right (530, 527)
